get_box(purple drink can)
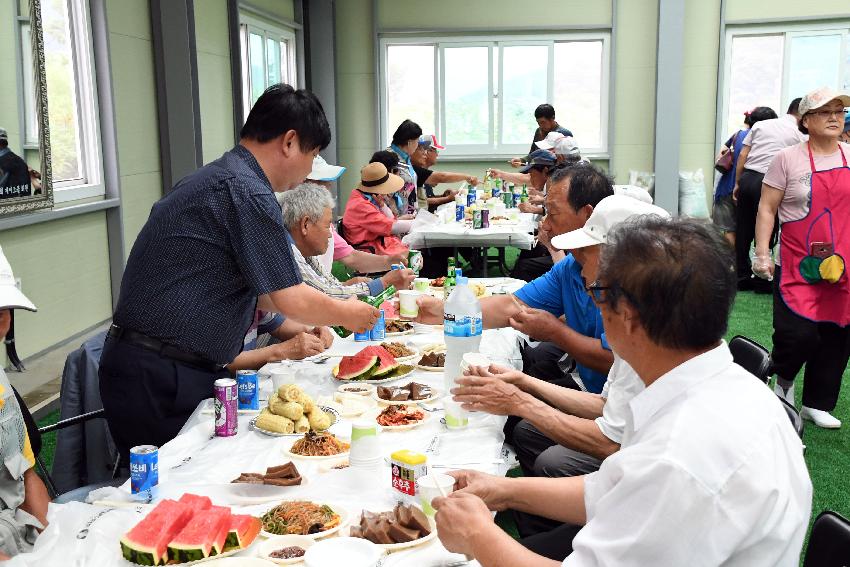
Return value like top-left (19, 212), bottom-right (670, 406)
top-left (455, 203), bottom-right (465, 222)
top-left (236, 370), bottom-right (259, 410)
top-left (370, 309), bottom-right (386, 341)
top-left (130, 445), bottom-right (159, 499)
top-left (214, 378), bottom-right (238, 437)
top-left (481, 209), bottom-right (490, 228)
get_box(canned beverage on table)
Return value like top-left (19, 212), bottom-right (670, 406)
top-left (130, 445), bottom-right (159, 500)
top-left (455, 203), bottom-right (465, 222)
top-left (408, 250), bottom-right (423, 275)
top-left (466, 191), bottom-right (475, 208)
top-left (513, 191), bottom-right (522, 208)
top-left (492, 184), bottom-right (501, 199)
top-left (354, 329), bottom-right (371, 341)
top-left (391, 449), bottom-right (428, 504)
top-left (236, 370), bottom-right (259, 410)
top-left (370, 309), bottom-right (386, 341)
top-left (214, 378), bottom-right (238, 437)
top-left (481, 209), bottom-right (490, 228)
top-left (472, 209), bottom-right (483, 229)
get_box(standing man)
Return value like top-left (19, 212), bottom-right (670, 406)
top-left (100, 85), bottom-right (378, 458)
top-left (733, 97), bottom-right (805, 291)
top-left (411, 134), bottom-right (478, 212)
top-left (0, 129), bottom-right (32, 199)
top-left (510, 104), bottom-right (572, 168)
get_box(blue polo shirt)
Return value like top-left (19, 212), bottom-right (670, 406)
top-left (514, 254), bottom-right (610, 393)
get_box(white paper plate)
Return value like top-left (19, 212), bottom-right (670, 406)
top-left (303, 537), bottom-right (383, 567)
top-left (414, 362), bottom-right (443, 372)
top-left (385, 328), bottom-right (415, 337)
top-left (336, 383), bottom-right (376, 397)
top-left (372, 387), bottom-right (440, 406)
top-left (377, 343), bottom-right (420, 364)
top-left (366, 407), bottom-right (429, 431)
top-left (201, 557), bottom-right (272, 567)
top-left (259, 503), bottom-right (349, 540)
top-left (332, 365), bottom-right (415, 384)
top-left (283, 436), bottom-right (351, 461)
top-left (119, 545), bottom-right (242, 566)
top-left (257, 535), bottom-right (315, 564)
top-left (249, 406), bottom-right (340, 438)
top-left (346, 517), bottom-right (438, 551)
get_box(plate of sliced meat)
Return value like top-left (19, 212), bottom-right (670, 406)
top-left (347, 504), bottom-right (437, 551)
top-left (373, 382), bottom-right (440, 406)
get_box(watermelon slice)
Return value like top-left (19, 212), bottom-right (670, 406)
top-left (209, 511), bottom-right (231, 556)
top-left (120, 499), bottom-right (193, 566)
top-left (167, 507), bottom-right (230, 562)
top-left (177, 493), bottom-right (212, 513)
top-left (337, 353), bottom-right (378, 380)
top-left (363, 346), bottom-right (399, 377)
top-left (223, 515), bottom-right (262, 551)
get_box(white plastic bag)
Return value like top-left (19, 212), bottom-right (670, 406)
top-left (678, 168), bottom-right (709, 218)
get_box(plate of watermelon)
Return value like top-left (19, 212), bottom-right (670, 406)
top-left (332, 346), bottom-right (416, 383)
top-left (119, 493), bottom-right (261, 566)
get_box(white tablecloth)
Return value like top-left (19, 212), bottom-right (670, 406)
top-left (13, 304), bottom-right (526, 567)
top-left (403, 212), bottom-right (536, 251)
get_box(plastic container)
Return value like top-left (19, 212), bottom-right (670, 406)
top-left (443, 276), bottom-right (482, 393)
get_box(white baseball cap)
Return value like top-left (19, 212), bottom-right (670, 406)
top-left (0, 246), bottom-right (36, 311)
top-left (550, 194), bottom-right (670, 250)
top-left (306, 155), bottom-right (345, 182)
top-left (535, 131), bottom-right (566, 150)
top-left (553, 136), bottom-right (580, 158)
top-left (613, 184), bottom-right (653, 204)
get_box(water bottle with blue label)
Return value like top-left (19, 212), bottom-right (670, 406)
top-left (443, 274), bottom-right (483, 393)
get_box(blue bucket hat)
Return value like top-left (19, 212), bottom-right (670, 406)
top-left (520, 149), bottom-right (557, 173)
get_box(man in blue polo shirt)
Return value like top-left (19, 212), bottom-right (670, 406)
top-left (415, 164), bottom-right (615, 402)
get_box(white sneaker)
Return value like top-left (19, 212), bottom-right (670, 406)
top-left (800, 406), bottom-right (842, 429)
top-left (774, 381), bottom-right (795, 405)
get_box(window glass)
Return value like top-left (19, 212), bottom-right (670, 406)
top-left (249, 32), bottom-right (265, 106)
top-left (443, 46), bottom-right (489, 145)
top-left (787, 34), bottom-right (842, 100)
top-left (554, 41), bottom-right (604, 149)
top-left (725, 35), bottom-right (783, 138)
top-left (501, 45), bottom-right (548, 145)
top-left (386, 45), bottom-right (435, 142)
top-left (266, 37), bottom-right (281, 87)
top-left (42, 0), bottom-right (83, 183)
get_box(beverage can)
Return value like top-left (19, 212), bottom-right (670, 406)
top-left (481, 209), bottom-right (490, 228)
top-left (370, 309), bottom-right (386, 341)
top-left (407, 250), bottom-right (423, 274)
top-left (466, 190), bottom-right (475, 207)
top-left (455, 203), bottom-right (465, 222)
top-left (492, 183), bottom-right (501, 199)
top-left (513, 191), bottom-right (522, 208)
top-left (130, 445), bottom-right (159, 499)
top-left (214, 378), bottom-right (238, 437)
top-left (503, 191), bottom-right (513, 208)
top-left (472, 209), bottom-right (483, 229)
top-left (390, 264), bottom-right (403, 271)
top-left (354, 330), bottom-right (371, 341)
top-left (390, 449), bottom-right (428, 503)
top-left (236, 370), bottom-right (259, 410)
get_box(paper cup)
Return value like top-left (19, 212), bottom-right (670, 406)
top-left (270, 368), bottom-right (296, 392)
top-left (443, 399), bottom-right (469, 430)
top-left (414, 278), bottom-right (430, 292)
top-left (349, 420), bottom-right (381, 466)
top-left (398, 290), bottom-right (421, 319)
top-left (418, 473), bottom-right (456, 516)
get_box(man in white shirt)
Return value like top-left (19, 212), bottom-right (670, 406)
top-left (734, 97), bottom-right (806, 290)
top-left (434, 216), bottom-right (812, 566)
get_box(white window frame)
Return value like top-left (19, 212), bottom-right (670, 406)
top-left (379, 32), bottom-right (611, 159)
top-left (718, 22), bottom-right (850, 155)
top-left (239, 13), bottom-right (298, 123)
top-left (30, 0), bottom-right (105, 203)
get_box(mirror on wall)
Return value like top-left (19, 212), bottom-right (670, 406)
top-left (0, 0), bottom-right (53, 216)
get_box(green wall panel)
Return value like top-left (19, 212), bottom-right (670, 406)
top-left (195, 0), bottom-right (235, 164)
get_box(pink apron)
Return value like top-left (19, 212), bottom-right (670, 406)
top-left (779, 143), bottom-right (850, 326)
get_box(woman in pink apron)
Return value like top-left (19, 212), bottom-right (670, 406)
top-left (754, 87), bottom-right (850, 429)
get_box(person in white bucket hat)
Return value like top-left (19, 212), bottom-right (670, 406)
top-left (0, 246), bottom-right (49, 559)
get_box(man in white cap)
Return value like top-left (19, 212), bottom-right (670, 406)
top-left (0, 247), bottom-right (49, 559)
top-left (434, 215), bottom-right (811, 567)
top-left (450, 196), bottom-right (668, 553)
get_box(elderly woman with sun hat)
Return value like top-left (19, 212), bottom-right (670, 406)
top-left (341, 162), bottom-right (410, 258)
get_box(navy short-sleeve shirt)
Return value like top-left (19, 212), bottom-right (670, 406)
top-left (113, 145), bottom-right (302, 364)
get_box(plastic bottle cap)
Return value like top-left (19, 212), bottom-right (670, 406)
top-left (457, 276), bottom-right (468, 285)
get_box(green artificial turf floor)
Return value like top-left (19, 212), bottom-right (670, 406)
top-left (34, 247), bottom-right (849, 557)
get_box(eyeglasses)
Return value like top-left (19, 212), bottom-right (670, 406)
top-left (585, 282), bottom-right (611, 304)
top-left (808, 108), bottom-right (847, 119)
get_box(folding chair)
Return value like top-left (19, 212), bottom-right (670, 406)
top-left (803, 510), bottom-right (850, 567)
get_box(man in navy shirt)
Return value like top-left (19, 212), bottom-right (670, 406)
top-left (510, 104), bottom-right (573, 168)
top-left (100, 85), bottom-right (378, 457)
top-left (415, 164), bottom-right (614, 396)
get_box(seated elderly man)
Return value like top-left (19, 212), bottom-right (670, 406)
top-left (452, 196), bottom-right (668, 551)
top-left (0, 248), bottom-right (49, 559)
top-left (416, 164), bottom-right (615, 402)
top-left (434, 216), bottom-right (812, 566)
top-left (228, 309), bottom-right (333, 371)
top-left (279, 183), bottom-right (414, 299)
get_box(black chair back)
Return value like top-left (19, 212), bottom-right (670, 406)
top-left (729, 335), bottom-right (772, 383)
top-left (777, 396), bottom-right (804, 439)
top-left (803, 510), bottom-right (850, 566)
top-left (336, 218), bottom-right (346, 240)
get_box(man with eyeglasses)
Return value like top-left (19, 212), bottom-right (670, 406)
top-left (434, 215), bottom-right (811, 567)
top-left (448, 195), bottom-right (668, 557)
top-left (733, 97), bottom-right (806, 292)
top-left (410, 135), bottom-right (478, 212)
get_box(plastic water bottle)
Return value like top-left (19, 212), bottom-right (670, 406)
top-left (443, 275), bottom-right (483, 393)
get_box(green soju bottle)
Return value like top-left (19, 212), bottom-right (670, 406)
top-left (331, 285), bottom-right (398, 338)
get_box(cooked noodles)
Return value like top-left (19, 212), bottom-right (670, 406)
top-left (261, 501), bottom-right (341, 535)
top-left (289, 432), bottom-right (349, 456)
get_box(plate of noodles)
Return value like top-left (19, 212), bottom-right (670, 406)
top-left (283, 432), bottom-right (351, 460)
top-left (259, 500), bottom-right (349, 540)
